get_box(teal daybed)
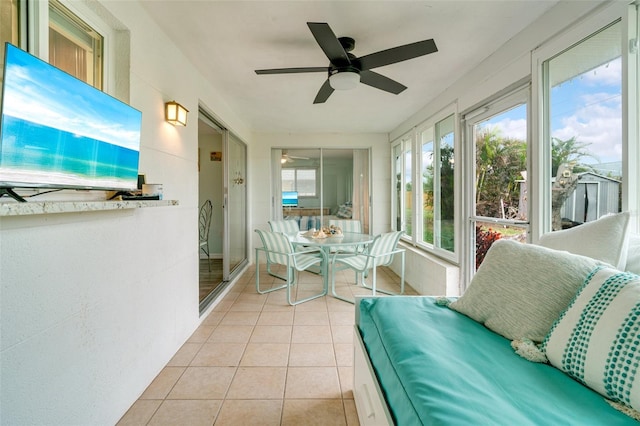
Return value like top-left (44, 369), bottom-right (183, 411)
top-left (353, 213), bottom-right (640, 425)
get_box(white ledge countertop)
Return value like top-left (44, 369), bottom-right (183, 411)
top-left (0, 199), bottom-right (179, 217)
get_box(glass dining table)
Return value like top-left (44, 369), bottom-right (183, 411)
top-left (287, 231), bottom-right (375, 301)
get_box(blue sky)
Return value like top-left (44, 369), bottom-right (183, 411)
top-left (482, 57), bottom-right (622, 167)
top-left (2, 44), bottom-right (142, 151)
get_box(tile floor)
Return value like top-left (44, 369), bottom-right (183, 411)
top-left (118, 263), bottom-right (415, 425)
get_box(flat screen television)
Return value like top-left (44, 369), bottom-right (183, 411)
top-left (282, 191), bottom-right (298, 207)
top-left (0, 43), bottom-right (142, 202)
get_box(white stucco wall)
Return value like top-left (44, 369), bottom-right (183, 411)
top-left (0, 1), bottom-right (251, 424)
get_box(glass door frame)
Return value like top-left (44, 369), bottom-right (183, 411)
top-left (223, 132), bottom-right (248, 280)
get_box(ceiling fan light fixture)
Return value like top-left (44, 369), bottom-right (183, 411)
top-left (329, 71), bottom-right (360, 90)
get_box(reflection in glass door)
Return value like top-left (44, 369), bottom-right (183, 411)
top-left (224, 133), bottom-right (248, 277)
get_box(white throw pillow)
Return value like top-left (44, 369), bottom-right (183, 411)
top-left (543, 267), bottom-right (640, 412)
top-left (449, 239), bottom-right (600, 342)
top-left (538, 211), bottom-right (630, 270)
top-left (626, 234), bottom-right (640, 275)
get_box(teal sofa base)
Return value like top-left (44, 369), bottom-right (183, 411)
top-left (354, 296), bottom-right (638, 425)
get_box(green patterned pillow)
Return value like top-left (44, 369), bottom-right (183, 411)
top-left (543, 267), bottom-right (640, 412)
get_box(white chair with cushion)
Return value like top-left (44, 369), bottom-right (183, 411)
top-left (255, 229), bottom-right (326, 305)
top-left (330, 230), bottom-right (405, 303)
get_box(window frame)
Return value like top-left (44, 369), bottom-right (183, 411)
top-left (531, 1), bottom-right (639, 239)
top-left (461, 85), bottom-right (531, 287)
top-left (26, 0), bottom-right (115, 94)
top-left (392, 105), bottom-right (459, 263)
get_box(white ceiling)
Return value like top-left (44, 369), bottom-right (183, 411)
top-left (141, 1), bottom-right (559, 134)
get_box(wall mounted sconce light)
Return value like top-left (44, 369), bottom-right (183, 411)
top-left (165, 101), bottom-right (189, 126)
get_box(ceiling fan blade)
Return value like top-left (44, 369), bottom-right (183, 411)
top-left (255, 67), bottom-right (327, 75)
top-left (313, 79), bottom-right (334, 104)
top-left (360, 70), bottom-right (407, 94)
top-left (307, 22), bottom-right (350, 65)
top-left (359, 39), bottom-right (438, 71)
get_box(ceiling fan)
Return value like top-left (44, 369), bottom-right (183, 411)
top-left (255, 22), bottom-right (438, 104)
top-left (281, 151), bottom-right (310, 163)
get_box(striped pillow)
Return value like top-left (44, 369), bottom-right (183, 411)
top-left (543, 267), bottom-right (640, 411)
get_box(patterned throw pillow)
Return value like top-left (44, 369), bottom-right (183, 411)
top-left (449, 239), bottom-right (599, 342)
top-left (543, 267), bottom-right (640, 411)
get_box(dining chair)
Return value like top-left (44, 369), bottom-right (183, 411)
top-left (330, 230), bottom-right (405, 303)
top-left (199, 199), bottom-right (213, 271)
top-left (329, 219), bottom-right (362, 233)
top-left (266, 219), bottom-right (303, 279)
top-left (268, 219), bottom-right (300, 234)
top-left (329, 219), bottom-right (363, 254)
top-left (255, 229), bottom-right (326, 305)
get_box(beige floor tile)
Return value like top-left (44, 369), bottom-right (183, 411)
top-left (190, 342), bottom-right (246, 367)
top-left (343, 399), bottom-right (360, 426)
top-left (148, 400), bottom-right (221, 426)
top-left (334, 343), bottom-right (353, 367)
top-left (293, 296), bottom-right (328, 312)
top-left (187, 325), bottom-right (215, 343)
top-left (331, 325), bottom-right (354, 344)
top-left (208, 325), bottom-right (254, 343)
top-left (338, 366), bottom-right (354, 399)
top-left (166, 343), bottom-right (201, 367)
top-left (293, 310), bottom-right (330, 326)
top-left (236, 293), bottom-right (268, 303)
top-left (120, 266), bottom-right (418, 425)
top-left (214, 399), bottom-right (283, 425)
top-left (257, 310), bottom-right (295, 326)
top-left (220, 311), bottom-right (260, 326)
top-left (281, 399), bottom-right (346, 426)
top-left (291, 325), bottom-right (333, 343)
top-left (240, 343), bottom-right (290, 367)
top-left (226, 366), bottom-right (287, 399)
top-left (285, 367), bottom-right (342, 399)
top-left (329, 311), bottom-right (355, 326)
top-left (213, 300), bottom-right (234, 312)
top-left (288, 343), bottom-right (335, 367)
top-left (228, 301), bottom-right (266, 312)
top-left (167, 367), bottom-right (235, 399)
top-left (139, 367), bottom-right (185, 400)
top-left (117, 400), bottom-right (162, 425)
top-left (201, 311), bottom-right (225, 326)
top-left (250, 325), bottom-right (293, 343)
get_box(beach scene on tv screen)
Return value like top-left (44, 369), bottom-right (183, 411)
top-left (0, 44), bottom-right (141, 190)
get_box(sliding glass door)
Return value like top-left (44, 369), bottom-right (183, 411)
top-left (225, 133), bottom-right (248, 276)
top-left (272, 148), bottom-right (370, 232)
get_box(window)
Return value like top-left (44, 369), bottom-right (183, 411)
top-left (465, 88), bottom-right (529, 274)
top-left (49, 0), bottom-right (103, 89)
top-left (392, 134), bottom-right (413, 236)
top-left (543, 21), bottom-right (623, 231)
top-left (0, 0), bottom-right (20, 76)
top-left (282, 167), bottom-right (317, 197)
top-left (392, 111), bottom-right (457, 259)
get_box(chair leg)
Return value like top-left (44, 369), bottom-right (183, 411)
top-left (255, 248), bottom-right (286, 295)
top-left (286, 267), bottom-right (327, 306)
